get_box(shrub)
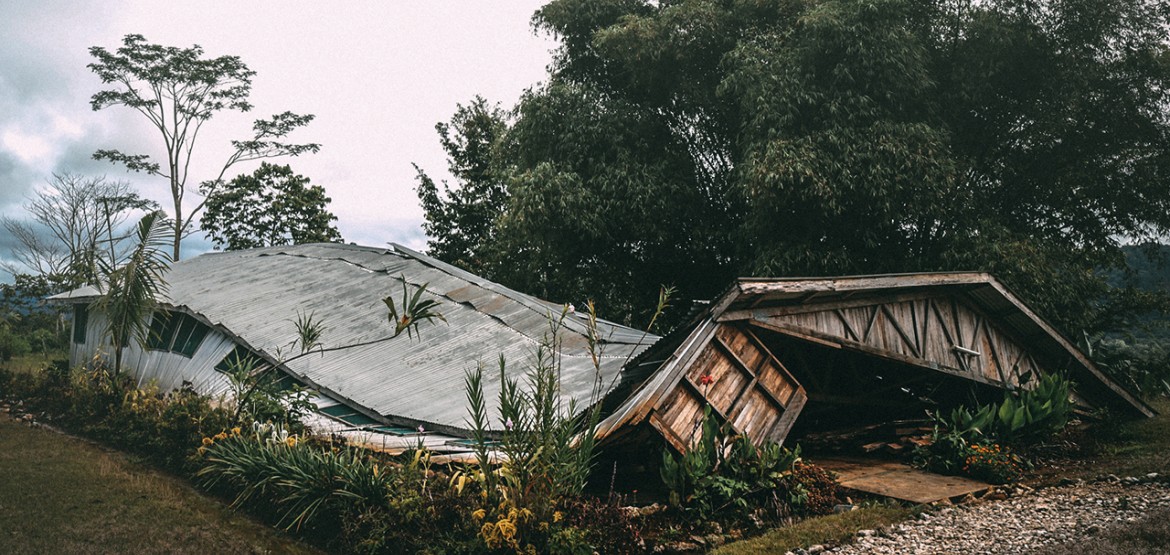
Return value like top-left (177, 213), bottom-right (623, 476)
top-left (0, 327), bottom-right (31, 361)
top-left (913, 374), bottom-right (1069, 483)
top-left (785, 461), bottom-right (841, 516)
top-left (953, 373), bottom-right (1074, 445)
top-left (0, 361), bottom-right (233, 473)
top-left (660, 406), bottom-right (817, 522)
top-left (560, 497), bottom-right (643, 555)
top-left (962, 443), bottom-right (1025, 484)
top-left (460, 302), bottom-right (644, 553)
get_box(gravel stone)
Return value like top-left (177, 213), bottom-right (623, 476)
top-left (831, 480), bottom-right (1170, 554)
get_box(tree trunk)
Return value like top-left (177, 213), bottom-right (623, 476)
top-left (172, 216), bottom-right (183, 261)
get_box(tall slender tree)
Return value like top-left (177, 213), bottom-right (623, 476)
top-left (88, 34), bottom-right (320, 260)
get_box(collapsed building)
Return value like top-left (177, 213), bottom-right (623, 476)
top-left (50, 243), bottom-right (1152, 463)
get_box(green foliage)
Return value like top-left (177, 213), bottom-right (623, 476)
top-left (463, 308), bottom-right (600, 515)
top-left (382, 277), bottom-right (446, 340)
top-left (458, 294), bottom-right (666, 553)
top-left (200, 162), bottom-right (342, 251)
top-left (416, 96), bottom-right (510, 276)
top-left (915, 373), bottom-right (1072, 482)
top-left (89, 34), bottom-right (319, 260)
top-left (0, 363), bottom-right (232, 473)
top-left (0, 328), bottom-right (31, 361)
top-left (94, 210), bottom-right (173, 374)
top-left (0, 275), bottom-right (70, 361)
top-left (1083, 334), bottom-right (1170, 398)
top-left (660, 406), bottom-right (814, 521)
top-left (418, 0), bottom-right (1170, 335)
top-left (221, 352), bottom-right (316, 432)
top-left (291, 310), bottom-right (326, 354)
top-left (945, 373), bottom-right (1074, 445)
top-left (198, 426), bottom-right (481, 552)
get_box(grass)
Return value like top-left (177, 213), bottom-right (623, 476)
top-left (1082, 397), bottom-right (1170, 477)
top-left (711, 506), bottom-right (913, 555)
top-left (0, 412), bottom-right (322, 555)
top-left (1, 351), bottom-right (65, 375)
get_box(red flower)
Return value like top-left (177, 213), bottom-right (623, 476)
top-left (698, 374), bottom-right (715, 386)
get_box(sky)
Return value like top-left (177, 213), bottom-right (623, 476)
top-left (0, 1), bottom-right (557, 282)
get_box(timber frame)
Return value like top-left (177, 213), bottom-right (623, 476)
top-left (597, 272), bottom-right (1154, 453)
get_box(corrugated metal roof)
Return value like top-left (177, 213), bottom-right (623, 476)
top-left (57, 243), bottom-right (659, 434)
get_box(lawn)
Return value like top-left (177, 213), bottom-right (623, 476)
top-left (0, 412), bottom-right (321, 555)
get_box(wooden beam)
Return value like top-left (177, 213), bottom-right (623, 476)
top-left (748, 318), bottom-right (1003, 389)
top-left (648, 411), bottom-right (689, 454)
top-left (880, 304), bottom-right (922, 358)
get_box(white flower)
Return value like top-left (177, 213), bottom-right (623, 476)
top-left (505, 417), bottom-right (514, 431)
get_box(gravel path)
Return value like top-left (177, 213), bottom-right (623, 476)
top-left (816, 475), bottom-right (1170, 555)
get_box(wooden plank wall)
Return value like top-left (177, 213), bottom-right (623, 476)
top-left (743, 296), bottom-right (1045, 390)
top-left (651, 324), bottom-right (807, 450)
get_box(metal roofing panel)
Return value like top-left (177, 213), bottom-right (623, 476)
top-left (112, 243), bottom-right (658, 433)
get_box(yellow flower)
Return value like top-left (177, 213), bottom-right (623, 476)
top-left (285, 436), bottom-right (297, 447)
top-left (497, 519), bottom-right (517, 542)
top-left (472, 509), bottom-right (486, 521)
top-left (480, 522), bottom-right (499, 548)
top-left (202, 437), bottom-right (214, 446)
top-left (214, 432), bottom-right (228, 441)
top-left (230, 427), bottom-right (241, 436)
top-left (553, 511), bottom-right (563, 523)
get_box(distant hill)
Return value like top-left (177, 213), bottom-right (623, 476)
top-left (1120, 244), bottom-right (1170, 293)
top-left (1107, 244), bottom-right (1170, 341)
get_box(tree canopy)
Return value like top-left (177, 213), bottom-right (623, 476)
top-left (418, 0), bottom-right (1170, 332)
top-left (89, 34), bottom-right (320, 260)
top-left (200, 162), bottom-right (342, 251)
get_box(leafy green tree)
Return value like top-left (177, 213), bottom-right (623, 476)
top-left (200, 163), bottom-right (342, 251)
top-left (95, 210), bottom-right (173, 374)
top-left (419, 0), bottom-right (1170, 333)
top-left (89, 34), bottom-right (320, 260)
top-left (416, 97), bottom-right (510, 276)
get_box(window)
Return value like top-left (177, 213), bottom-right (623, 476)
top-left (146, 310), bottom-right (209, 357)
top-left (215, 345), bottom-right (261, 374)
top-left (72, 304), bottom-right (88, 344)
top-left (215, 346), bottom-right (299, 391)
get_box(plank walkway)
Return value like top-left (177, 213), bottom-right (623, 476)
top-left (815, 457), bottom-right (990, 504)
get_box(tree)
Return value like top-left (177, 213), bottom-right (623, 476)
top-left (94, 210), bottom-right (172, 374)
top-left (416, 97), bottom-right (509, 275)
top-left (200, 162), bottom-right (342, 251)
top-left (1, 174), bottom-right (156, 287)
top-left (88, 34), bottom-right (320, 261)
top-left (419, 0), bottom-right (1170, 333)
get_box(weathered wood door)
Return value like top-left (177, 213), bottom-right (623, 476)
top-left (650, 324), bottom-right (807, 450)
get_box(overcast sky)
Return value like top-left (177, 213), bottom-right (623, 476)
top-left (0, 1), bottom-right (556, 282)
